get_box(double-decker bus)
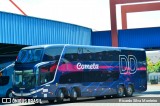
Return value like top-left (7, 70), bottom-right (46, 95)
top-left (12, 44), bottom-right (147, 103)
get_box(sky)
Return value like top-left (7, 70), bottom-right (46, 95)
top-left (0, 0), bottom-right (160, 31)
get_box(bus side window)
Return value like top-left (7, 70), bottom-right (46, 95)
top-left (50, 62), bottom-right (57, 72)
top-left (39, 66), bottom-right (48, 85)
top-left (43, 47), bottom-right (63, 62)
top-left (98, 52), bottom-right (102, 61)
top-left (93, 48), bottom-right (106, 61)
top-left (39, 63), bottom-right (56, 85)
top-left (64, 47), bottom-right (79, 62)
top-left (43, 54), bottom-right (54, 61)
top-left (81, 48), bottom-right (94, 61)
top-left (103, 50), bottom-right (120, 61)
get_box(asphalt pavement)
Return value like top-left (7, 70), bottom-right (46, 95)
top-left (1, 84), bottom-right (160, 106)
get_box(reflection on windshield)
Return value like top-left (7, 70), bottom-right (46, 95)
top-left (17, 49), bottom-right (43, 63)
top-left (14, 70), bottom-right (36, 89)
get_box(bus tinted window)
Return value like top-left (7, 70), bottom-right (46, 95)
top-left (38, 63), bottom-right (57, 85)
top-left (87, 48), bottom-right (120, 61)
top-left (64, 47), bottom-right (121, 62)
top-left (121, 50), bottom-right (146, 61)
top-left (83, 71), bottom-right (119, 82)
top-left (43, 47), bottom-right (63, 61)
top-left (59, 72), bottom-right (83, 84)
top-left (102, 50), bottom-right (120, 61)
top-left (64, 47), bottom-right (79, 62)
top-left (59, 70), bottom-right (119, 84)
top-left (17, 49), bottom-right (43, 63)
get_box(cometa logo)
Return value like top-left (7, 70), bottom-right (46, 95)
top-left (77, 62), bottom-right (99, 70)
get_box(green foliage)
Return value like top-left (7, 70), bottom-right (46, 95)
top-left (155, 61), bottom-right (160, 72)
top-left (147, 57), bottom-right (160, 73)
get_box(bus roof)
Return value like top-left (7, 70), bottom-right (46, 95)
top-left (22, 44), bottom-right (65, 50)
top-left (22, 44), bottom-right (145, 51)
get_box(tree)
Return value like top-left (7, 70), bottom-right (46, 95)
top-left (154, 60), bottom-right (160, 72)
top-left (147, 57), bottom-right (155, 73)
top-left (147, 57), bottom-right (160, 73)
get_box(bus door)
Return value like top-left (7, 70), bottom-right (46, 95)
top-left (36, 61), bottom-right (57, 96)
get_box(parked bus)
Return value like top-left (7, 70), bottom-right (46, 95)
top-left (12, 44), bottom-right (147, 103)
top-left (0, 62), bottom-right (14, 98)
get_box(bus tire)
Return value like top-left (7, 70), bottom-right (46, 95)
top-left (48, 100), bottom-right (55, 104)
top-left (56, 89), bottom-right (64, 103)
top-left (125, 85), bottom-right (133, 97)
top-left (6, 89), bottom-right (13, 98)
top-left (70, 88), bottom-right (78, 102)
top-left (116, 85), bottom-right (124, 98)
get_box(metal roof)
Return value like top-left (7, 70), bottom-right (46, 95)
top-left (0, 12), bottom-right (91, 45)
top-left (92, 27), bottom-right (160, 49)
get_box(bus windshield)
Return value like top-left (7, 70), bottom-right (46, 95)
top-left (16, 49), bottom-right (43, 63)
top-left (14, 70), bottom-right (36, 89)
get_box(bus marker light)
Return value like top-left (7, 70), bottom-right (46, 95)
top-left (0, 72), bottom-right (2, 76)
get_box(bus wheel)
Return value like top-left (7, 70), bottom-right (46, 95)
top-left (56, 89), bottom-right (64, 103)
top-left (116, 85), bottom-right (124, 97)
top-left (70, 89), bottom-right (78, 102)
top-left (6, 89), bottom-right (13, 98)
top-left (125, 85), bottom-right (133, 97)
top-left (48, 100), bottom-right (55, 104)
